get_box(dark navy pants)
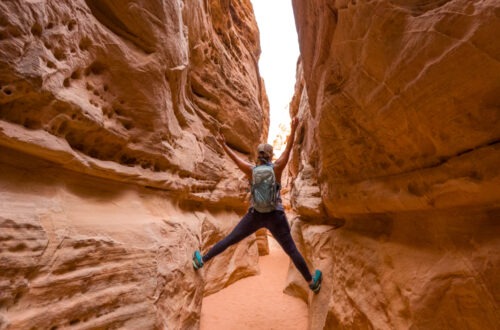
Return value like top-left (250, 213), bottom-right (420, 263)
top-left (202, 209), bottom-right (313, 282)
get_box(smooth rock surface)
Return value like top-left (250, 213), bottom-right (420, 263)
top-left (287, 0), bottom-right (500, 329)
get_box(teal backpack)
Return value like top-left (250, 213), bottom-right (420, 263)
top-left (251, 164), bottom-right (277, 213)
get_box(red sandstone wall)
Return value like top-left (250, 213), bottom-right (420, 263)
top-left (0, 0), bottom-right (266, 328)
top-left (287, 1), bottom-right (500, 329)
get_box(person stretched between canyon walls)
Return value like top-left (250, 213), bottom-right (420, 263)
top-left (192, 117), bottom-right (322, 293)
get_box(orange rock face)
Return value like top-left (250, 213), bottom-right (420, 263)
top-left (0, 0), bottom-right (266, 328)
top-left (288, 0), bottom-right (500, 329)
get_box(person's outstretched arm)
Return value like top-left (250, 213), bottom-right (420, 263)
top-left (218, 134), bottom-right (253, 179)
top-left (274, 117), bottom-right (299, 174)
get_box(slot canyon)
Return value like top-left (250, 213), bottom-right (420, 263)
top-left (0, 0), bottom-right (499, 329)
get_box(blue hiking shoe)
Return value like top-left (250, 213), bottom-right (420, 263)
top-left (192, 250), bottom-right (204, 270)
top-left (309, 269), bottom-right (322, 294)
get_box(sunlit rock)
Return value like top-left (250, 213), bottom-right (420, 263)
top-left (0, 0), bottom-right (266, 328)
top-left (288, 0), bottom-right (500, 328)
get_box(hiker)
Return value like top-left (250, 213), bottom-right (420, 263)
top-left (192, 117), bottom-right (322, 294)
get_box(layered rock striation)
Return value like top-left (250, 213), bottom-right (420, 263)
top-left (287, 0), bottom-right (500, 329)
top-left (3, 0), bottom-right (499, 328)
top-left (0, 0), bottom-right (267, 328)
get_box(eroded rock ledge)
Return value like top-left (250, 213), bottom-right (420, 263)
top-left (0, 0), bottom-right (266, 328)
top-left (0, 0), bottom-right (268, 204)
top-left (286, 0), bottom-right (500, 329)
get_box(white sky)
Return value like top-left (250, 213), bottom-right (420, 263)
top-left (250, 0), bottom-right (300, 144)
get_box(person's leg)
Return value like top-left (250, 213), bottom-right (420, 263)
top-left (202, 210), bottom-right (262, 263)
top-left (265, 211), bottom-right (313, 282)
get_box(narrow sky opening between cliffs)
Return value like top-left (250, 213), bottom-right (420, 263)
top-left (250, 0), bottom-right (300, 156)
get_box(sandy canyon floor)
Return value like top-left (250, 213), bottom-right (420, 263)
top-left (200, 237), bottom-right (308, 330)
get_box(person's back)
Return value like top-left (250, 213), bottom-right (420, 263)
top-left (251, 162), bottom-right (277, 213)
